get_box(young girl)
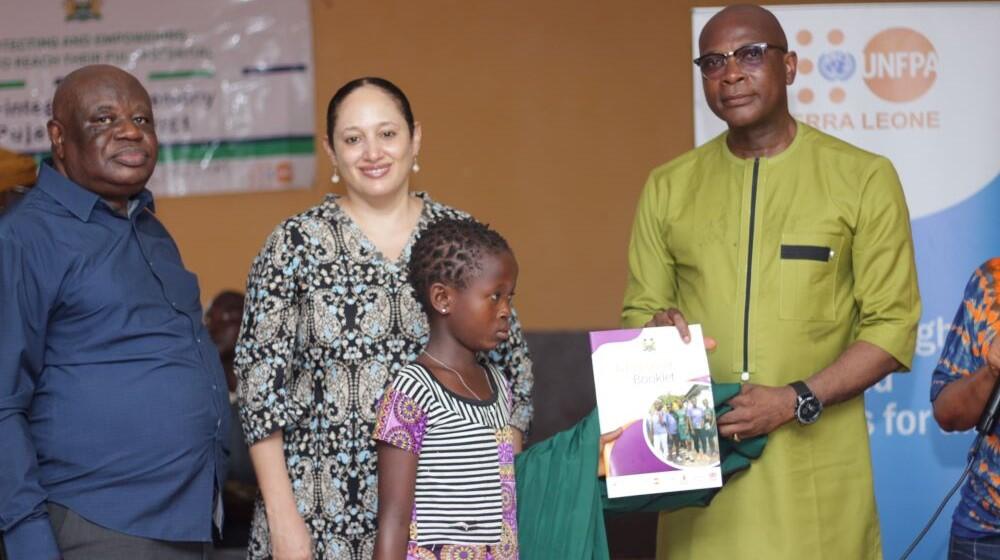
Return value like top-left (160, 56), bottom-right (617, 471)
top-left (373, 217), bottom-right (520, 559)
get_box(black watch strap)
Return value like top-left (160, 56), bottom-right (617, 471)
top-left (789, 380), bottom-right (822, 425)
top-left (790, 381), bottom-right (812, 398)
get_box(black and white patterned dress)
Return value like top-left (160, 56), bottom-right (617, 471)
top-left (234, 193), bottom-right (534, 559)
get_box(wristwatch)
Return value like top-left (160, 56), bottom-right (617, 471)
top-left (790, 381), bottom-right (823, 425)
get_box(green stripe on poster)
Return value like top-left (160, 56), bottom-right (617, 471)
top-left (158, 137), bottom-right (314, 162)
top-left (0, 80), bottom-right (26, 89)
top-left (149, 70), bottom-right (215, 80)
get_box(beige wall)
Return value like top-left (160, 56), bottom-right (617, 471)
top-left (153, 0), bottom-right (915, 330)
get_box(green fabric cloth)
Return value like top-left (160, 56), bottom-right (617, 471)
top-left (515, 383), bottom-right (765, 560)
top-left (622, 123), bottom-right (919, 560)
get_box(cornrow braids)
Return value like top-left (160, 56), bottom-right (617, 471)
top-left (409, 218), bottom-right (512, 315)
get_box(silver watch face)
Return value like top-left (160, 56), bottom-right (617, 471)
top-left (797, 396), bottom-right (822, 424)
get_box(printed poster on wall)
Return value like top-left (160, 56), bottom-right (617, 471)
top-left (0, 0), bottom-right (315, 197)
top-left (692, 4), bottom-right (1000, 558)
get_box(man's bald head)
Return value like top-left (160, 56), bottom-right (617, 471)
top-left (52, 65), bottom-right (151, 123)
top-left (47, 65), bottom-right (157, 209)
top-left (698, 4), bottom-right (788, 55)
top-left (695, 4), bottom-right (797, 135)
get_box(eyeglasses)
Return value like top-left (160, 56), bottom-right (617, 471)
top-left (693, 42), bottom-right (787, 79)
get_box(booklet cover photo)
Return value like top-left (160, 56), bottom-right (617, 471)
top-left (590, 324), bottom-right (722, 498)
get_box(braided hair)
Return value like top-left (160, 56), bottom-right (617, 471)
top-left (409, 218), bottom-right (512, 315)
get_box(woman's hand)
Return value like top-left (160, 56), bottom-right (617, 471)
top-left (268, 509), bottom-right (314, 560)
top-left (598, 427), bottom-right (624, 476)
top-left (248, 431), bottom-right (314, 560)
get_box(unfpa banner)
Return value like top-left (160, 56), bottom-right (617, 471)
top-left (693, 3), bottom-right (1000, 558)
top-left (0, 0), bottom-right (315, 197)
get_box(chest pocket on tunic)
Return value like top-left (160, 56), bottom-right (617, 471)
top-left (779, 232), bottom-right (843, 322)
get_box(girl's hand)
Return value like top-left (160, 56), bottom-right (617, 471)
top-left (269, 511), bottom-right (314, 560)
top-left (598, 427), bottom-right (624, 476)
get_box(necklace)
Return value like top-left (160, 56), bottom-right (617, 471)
top-left (421, 350), bottom-right (488, 401)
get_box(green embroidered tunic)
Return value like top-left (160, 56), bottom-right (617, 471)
top-left (622, 123), bottom-right (920, 560)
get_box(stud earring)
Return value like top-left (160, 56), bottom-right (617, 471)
top-left (331, 169), bottom-right (340, 184)
top-left (412, 157), bottom-right (420, 173)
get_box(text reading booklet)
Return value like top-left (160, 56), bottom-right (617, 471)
top-left (590, 324), bottom-right (722, 498)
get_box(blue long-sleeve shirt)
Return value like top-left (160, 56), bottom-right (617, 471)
top-left (0, 164), bottom-right (230, 559)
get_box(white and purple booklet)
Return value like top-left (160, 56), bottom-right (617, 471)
top-left (590, 324), bottom-right (722, 498)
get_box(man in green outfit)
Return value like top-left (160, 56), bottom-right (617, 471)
top-left (622, 5), bottom-right (920, 559)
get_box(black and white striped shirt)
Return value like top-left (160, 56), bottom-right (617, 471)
top-left (374, 362), bottom-right (517, 547)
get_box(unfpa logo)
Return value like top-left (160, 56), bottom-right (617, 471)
top-left (792, 27), bottom-right (938, 105)
top-left (792, 29), bottom-right (850, 104)
top-left (863, 28), bottom-right (938, 102)
top-left (818, 51), bottom-right (855, 82)
top-left (791, 25), bottom-right (941, 132)
top-left (64, 0), bottom-right (102, 21)
top-left (276, 161), bottom-right (294, 184)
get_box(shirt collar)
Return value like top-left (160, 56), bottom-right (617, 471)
top-left (35, 161), bottom-right (156, 221)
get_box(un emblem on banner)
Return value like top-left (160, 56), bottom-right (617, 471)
top-left (818, 51), bottom-right (856, 82)
top-left (64, 0), bottom-right (102, 21)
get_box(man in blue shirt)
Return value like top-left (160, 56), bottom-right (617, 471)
top-left (687, 400), bottom-right (706, 459)
top-left (0, 65), bottom-right (230, 559)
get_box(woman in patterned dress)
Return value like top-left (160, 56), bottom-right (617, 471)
top-left (233, 78), bottom-right (535, 560)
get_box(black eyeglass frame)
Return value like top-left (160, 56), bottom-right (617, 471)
top-left (693, 42), bottom-right (788, 78)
